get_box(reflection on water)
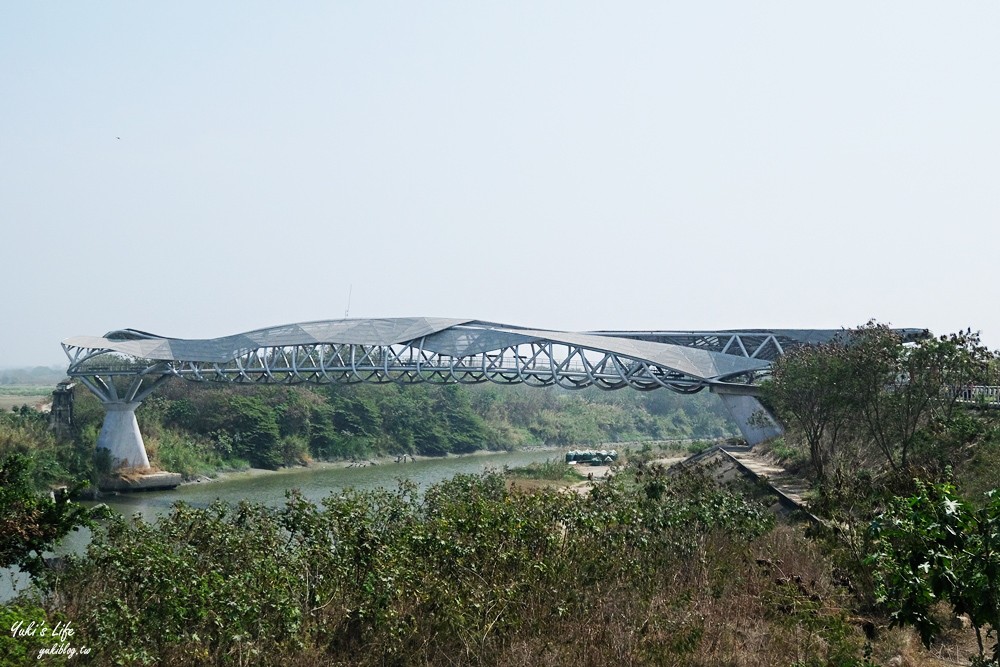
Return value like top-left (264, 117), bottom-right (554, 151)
top-left (2, 448), bottom-right (563, 601)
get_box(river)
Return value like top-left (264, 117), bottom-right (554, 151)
top-left (102, 448), bottom-right (563, 517)
top-left (2, 448), bottom-right (565, 601)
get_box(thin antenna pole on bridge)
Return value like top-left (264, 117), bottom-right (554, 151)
top-left (344, 284), bottom-right (352, 319)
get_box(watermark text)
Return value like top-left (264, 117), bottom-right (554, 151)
top-left (10, 620), bottom-right (91, 660)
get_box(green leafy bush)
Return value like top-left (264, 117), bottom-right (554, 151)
top-left (868, 479), bottom-right (1000, 662)
top-left (0, 603), bottom-right (68, 667)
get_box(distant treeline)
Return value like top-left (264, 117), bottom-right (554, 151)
top-left (0, 366), bottom-right (66, 386)
top-left (123, 380), bottom-right (736, 476)
top-left (1, 379), bottom-right (737, 484)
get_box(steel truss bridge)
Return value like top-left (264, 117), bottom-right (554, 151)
top-left (62, 318), bottom-right (928, 469)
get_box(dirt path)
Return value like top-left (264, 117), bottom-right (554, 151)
top-left (566, 463), bottom-right (612, 495)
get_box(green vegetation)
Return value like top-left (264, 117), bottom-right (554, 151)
top-left (762, 322), bottom-right (994, 486)
top-left (18, 469), bottom-right (885, 666)
top-left (0, 454), bottom-right (102, 578)
top-left (762, 321), bottom-right (1000, 663)
top-left (90, 379), bottom-right (735, 478)
top-left (868, 480), bottom-right (1000, 661)
top-left (6, 323), bottom-right (1000, 665)
top-left (0, 406), bottom-right (92, 489)
top-left (504, 457), bottom-right (581, 482)
top-left (0, 603), bottom-right (68, 667)
top-left (0, 386), bottom-right (55, 397)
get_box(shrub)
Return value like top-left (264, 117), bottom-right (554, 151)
top-left (0, 603), bottom-right (68, 667)
top-left (38, 467), bottom-right (887, 665)
top-left (867, 479), bottom-right (1000, 662)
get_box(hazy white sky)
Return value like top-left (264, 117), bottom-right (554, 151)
top-left (2, 2), bottom-right (998, 368)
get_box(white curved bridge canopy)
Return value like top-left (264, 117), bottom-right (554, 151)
top-left (62, 318), bottom-right (928, 469)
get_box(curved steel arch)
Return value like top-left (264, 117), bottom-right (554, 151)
top-left (63, 319), bottom-right (773, 388)
top-left (62, 318), bottom-right (924, 469)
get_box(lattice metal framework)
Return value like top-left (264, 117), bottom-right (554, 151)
top-left (589, 328), bottom-right (929, 362)
top-left (59, 318), bottom-right (928, 468)
top-left (62, 319), bottom-right (788, 395)
top-left (66, 338), bottom-right (757, 394)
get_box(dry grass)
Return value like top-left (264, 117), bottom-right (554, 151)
top-left (506, 477), bottom-right (575, 493)
top-left (0, 393), bottom-right (50, 411)
top-left (867, 611), bottom-right (990, 667)
top-left (105, 464), bottom-right (164, 482)
top-left (468, 525), bottom-right (877, 667)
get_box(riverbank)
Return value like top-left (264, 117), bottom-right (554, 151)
top-left (505, 446), bottom-right (694, 495)
top-left (177, 445), bottom-right (566, 488)
top-left (3, 448), bottom-right (578, 604)
top-left (174, 440), bottom-right (701, 490)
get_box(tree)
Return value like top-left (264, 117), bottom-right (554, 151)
top-left (225, 396), bottom-right (283, 469)
top-left (0, 454), bottom-right (99, 579)
top-left (762, 339), bottom-right (855, 480)
top-left (844, 324), bottom-right (993, 471)
top-left (764, 322), bottom-right (995, 480)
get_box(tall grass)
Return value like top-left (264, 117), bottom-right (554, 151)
top-left (146, 431), bottom-right (248, 479)
top-left (505, 458), bottom-right (580, 482)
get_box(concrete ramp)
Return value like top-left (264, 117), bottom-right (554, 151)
top-left (669, 446), bottom-right (817, 521)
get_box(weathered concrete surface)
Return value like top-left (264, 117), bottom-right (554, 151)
top-left (96, 402), bottom-right (149, 469)
top-left (99, 471), bottom-right (182, 492)
top-left (729, 451), bottom-right (811, 507)
top-left (669, 446), bottom-right (817, 521)
top-left (714, 393), bottom-right (784, 446)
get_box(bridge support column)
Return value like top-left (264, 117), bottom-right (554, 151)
top-left (97, 401), bottom-right (150, 469)
top-left (712, 391), bottom-right (783, 447)
top-left (73, 373), bottom-right (169, 472)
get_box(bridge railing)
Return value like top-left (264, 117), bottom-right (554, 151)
top-left (951, 385), bottom-right (1000, 405)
